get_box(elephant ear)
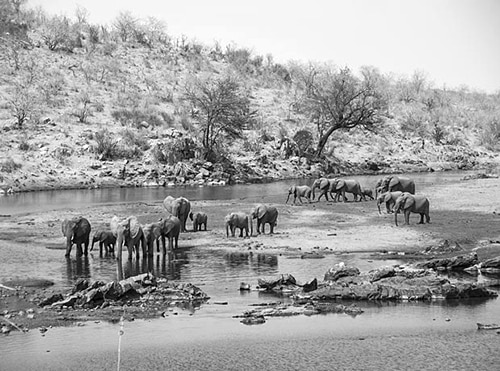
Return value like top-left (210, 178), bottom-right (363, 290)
top-left (335, 180), bottom-right (346, 191)
top-left (127, 216), bottom-right (141, 239)
top-left (110, 216), bottom-right (120, 237)
top-left (388, 176), bottom-right (400, 189)
top-left (403, 195), bottom-right (415, 210)
top-left (290, 185), bottom-right (296, 194)
top-left (320, 179), bottom-right (329, 189)
top-left (163, 196), bottom-right (175, 214)
top-left (383, 193), bottom-right (392, 202)
top-left (151, 224), bottom-right (162, 239)
top-left (257, 205), bottom-right (267, 219)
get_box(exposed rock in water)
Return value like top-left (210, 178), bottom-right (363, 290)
top-left (480, 256), bottom-right (500, 273)
top-left (38, 273), bottom-right (209, 311)
top-left (417, 252), bottom-right (479, 271)
top-left (422, 239), bottom-right (463, 255)
top-left (311, 265), bottom-right (497, 301)
top-left (324, 263), bottom-right (360, 281)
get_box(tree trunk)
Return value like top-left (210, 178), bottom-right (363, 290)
top-left (315, 124), bottom-right (339, 157)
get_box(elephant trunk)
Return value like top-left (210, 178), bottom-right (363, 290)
top-left (285, 193), bottom-right (290, 204)
top-left (226, 222), bottom-right (229, 237)
top-left (394, 209), bottom-right (399, 226)
top-left (250, 218), bottom-right (253, 237)
top-left (91, 236), bottom-right (96, 251)
top-left (116, 233), bottom-right (123, 263)
top-left (377, 201), bottom-right (382, 215)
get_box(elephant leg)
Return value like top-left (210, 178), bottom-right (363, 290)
top-left (76, 243), bottom-right (83, 257)
top-left (239, 227), bottom-right (243, 238)
top-left (84, 239), bottom-right (89, 256)
top-left (405, 211), bottom-right (411, 225)
top-left (174, 236), bottom-right (178, 249)
top-left (99, 241), bottom-right (104, 256)
top-left (127, 243), bottom-right (133, 260)
top-left (426, 213), bottom-right (430, 223)
top-left (204, 223), bottom-right (207, 231)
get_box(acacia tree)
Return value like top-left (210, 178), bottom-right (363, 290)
top-left (184, 76), bottom-right (256, 160)
top-left (300, 65), bottom-right (388, 157)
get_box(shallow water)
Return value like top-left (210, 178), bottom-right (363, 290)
top-left (1, 171), bottom-right (500, 370)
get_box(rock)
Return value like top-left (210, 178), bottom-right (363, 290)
top-left (480, 256), bottom-right (500, 271)
top-left (324, 263), bottom-right (360, 281)
top-left (417, 253), bottom-right (479, 271)
top-left (369, 267), bottom-right (395, 282)
top-left (39, 294), bottom-right (64, 307)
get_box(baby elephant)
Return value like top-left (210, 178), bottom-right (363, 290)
top-left (189, 211), bottom-right (208, 232)
top-left (360, 187), bottom-right (374, 200)
top-left (91, 230), bottom-right (116, 256)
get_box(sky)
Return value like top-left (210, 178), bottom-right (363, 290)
top-left (28, 0), bottom-right (500, 93)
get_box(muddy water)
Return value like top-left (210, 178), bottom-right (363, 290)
top-left (1, 171), bottom-right (500, 370)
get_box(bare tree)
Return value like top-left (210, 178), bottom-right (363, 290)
top-left (300, 65), bottom-right (388, 157)
top-left (184, 76), bottom-right (256, 159)
top-left (113, 11), bottom-right (137, 42)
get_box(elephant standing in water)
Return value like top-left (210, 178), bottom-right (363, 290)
top-left (62, 217), bottom-right (91, 257)
top-left (90, 230), bottom-right (116, 256)
top-left (225, 212), bottom-right (251, 237)
top-left (286, 185), bottom-right (312, 204)
top-left (251, 204), bottom-right (278, 235)
top-left (189, 211), bottom-right (207, 232)
top-left (163, 196), bottom-right (191, 233)
top-left (142, 222), bottom-right (163, 256)
top-left (328, 179), bottom-right (365, 202)
top-left (377, 191), bottom-right (403, 214)
top-left (376, 175), bottom-right (415, 198)
top-left (394, 193), bottom-right (430, 226)
top-left (158, 216), bottom-right (181, 252)
top-left (110, 215), bottom-right (147, 261)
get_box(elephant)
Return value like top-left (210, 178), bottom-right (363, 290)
top-left (312, 178), bottom-right (336, 201)
top-left (163, 196), bottom-right (191, 233)
top-left (251, 204), bottom-right (279, 235)
top-left (90, 230), bottom-right (116, 256)
top-left (328, 179), bottom-right (365, 202)
top-left (360, 187), bottom-right (374, 201)
top-left (225, 212), bottom-right (252, 238)
top-left (286, 185), bottom-right (312, 204)
top-left (376, 176), bottom-right (415, 198)
top-left (158, 215), bottom-right (181, 252)
top-left (377, 191), bottom-right (403, 214)
top-left (142, 222), bottom-right (163, 256)
top-left (189, 211), bottom-right (207, 232)
top-left (62, 217), bottom-right (91, 257)
top-left (110, 215), bottom-right (147, 261)
top-left (394, 193), bottom-right (430, 226)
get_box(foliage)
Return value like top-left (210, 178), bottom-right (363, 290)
top-left (111, 108), bottom-right (170, 128)
top-left (293, 129), bottom-right (314, 157)
top-left (152, 135), bottom-right (198, 165)
top-left (0, 157), bottom-right (22, 173)
top-left (94, 128), bottom-right (118, 160)
top-left (184, 75), bottom-right (256, 160)
top-left (298, 65), bottom-right (388, 157)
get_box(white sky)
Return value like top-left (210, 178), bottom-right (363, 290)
top-left (29, 0), bottom-right (500, 93)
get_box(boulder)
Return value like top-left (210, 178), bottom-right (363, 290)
top-left (480, 256), bottom-right (500, 273)
top-left (324, 263), bottom-right (360, 281)
top-left (417, 253), bottom-right (479, 271)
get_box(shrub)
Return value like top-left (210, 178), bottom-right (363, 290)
top-left (111, 108), bottom-right (168, 128)
top-left (293, 129), bottom-right (314, 157)
top-left (18, 137), bottom-right (30, 151)
top-left (152, 136), bottom-right (198, 165)
top-left (94, 128), bottom-right (118, 160)
top-left (0, 158), bottom-right (22, 173)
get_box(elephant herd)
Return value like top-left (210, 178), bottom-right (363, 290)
top-left (61, 195), bottom-right (280, 259)
top-left (287, 175), bottom-right (430, 227)
top-left (62, 175), bottom-right (430, 259)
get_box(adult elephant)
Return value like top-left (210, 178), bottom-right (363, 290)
top-left (158, 216), bottom-right (181, 252)
top-left (286, 185), bottom-right (312, 204)
top-left (329, 179), bottom-right (365, 202)
top-left (62, 217), bottom-right (91, 257)
top-left (251, 204), bottom-right (279, 235)
top-left (189, 211), bottom-right (207, 232)
top-left (90, 230), bottom-right (116, 256)
top-left (394, 193), bottom-right (430, 226)
top-left (376, 176), bottom-right (415, 198)
top-left (163, 196), bottom-right (191, 233)
top-left (110, 215), bottom-right (146, 262)
top-left (225, 212), bottom-right (251, 237)
top-left (377, 191), bottom-right (403, 214)
top-left (312, 178), bottom-right (336, 201)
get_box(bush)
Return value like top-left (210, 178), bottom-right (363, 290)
top-left (0, 158), bottom-right (22, 173)
top-left (94, 128), bottom-right (118, 160)
top-left (293, 129), bottom-right (314, 157)
top-left (152, 136), bottom-right (198, 165)
top-left (111, 108), bottom-right (169, 128)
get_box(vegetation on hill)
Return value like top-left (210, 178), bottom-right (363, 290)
top-left (1, 0), bottom-right (499, 191)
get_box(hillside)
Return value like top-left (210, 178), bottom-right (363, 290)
top-left (1, 4), bottom-right (499, 193)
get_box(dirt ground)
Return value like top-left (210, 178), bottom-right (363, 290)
top-left (1, 175), bottom-right (500, 330)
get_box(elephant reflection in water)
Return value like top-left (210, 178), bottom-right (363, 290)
top-left (225, 252), bottom-right (278, 271)
top-left (65, 256), bottom-right (90, 285)
top-left (122, 250), bottom-right (187, 280)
